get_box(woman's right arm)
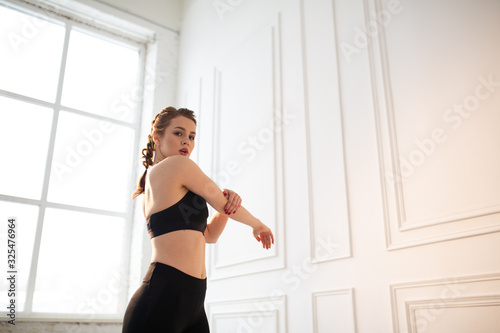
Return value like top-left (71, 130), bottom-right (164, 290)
top-left (160, 156), bottom-right (274, 249)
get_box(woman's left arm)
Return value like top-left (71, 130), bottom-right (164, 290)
top-left (204, 189), bottom-right (242, 243)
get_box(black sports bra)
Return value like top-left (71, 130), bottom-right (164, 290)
top-left (146, 190), bottom-right (208, 239)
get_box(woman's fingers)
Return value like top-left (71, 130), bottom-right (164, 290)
top-left (223, 189), bottom-right (242, 215)
top-left (258, 231), bottom-right (274, 249)
top-left (223, 190), bottom-right (230, 214)
top-left (262, 236), bottom-right (271, 249)
top-left (251, 221), bottom-right (273, 249)
top-left (228, 195), bottom-right (241, 214)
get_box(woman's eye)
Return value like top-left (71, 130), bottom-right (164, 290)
top-left (190, 136), bottom-right (195, 140)
top-left (174, 132), bottom-right (182, 136)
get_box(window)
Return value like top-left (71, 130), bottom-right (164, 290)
top-left (0, 1), bottom-right (145, 319)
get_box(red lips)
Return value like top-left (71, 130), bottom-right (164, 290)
top-left (179, 148), bottom-right (189, 156)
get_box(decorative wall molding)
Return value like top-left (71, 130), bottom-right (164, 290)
top-left (207, 295), bottom-right (286, 333)
top-left (399, 202), bottom-right (500, 232)
top-left (300, 0), bottom-right (352, 263)
top-left (312, 288), bottom-right (356, 333)
top-left (390, 273), bottom-right (500, 333)
top-left (407, 295), bottom-right (500, 333)
top-left (365, 0), bottom-right (500, 250)
top-left (207, 15), bottom-right (285, 280)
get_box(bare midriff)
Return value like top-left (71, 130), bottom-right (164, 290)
top-left (150, 230), bottom-right (207, 279)
top-left (143, 163), bottom-right (208, 279)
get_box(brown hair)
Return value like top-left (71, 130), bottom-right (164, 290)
top-left (132, 106), bottom-right (197, 199)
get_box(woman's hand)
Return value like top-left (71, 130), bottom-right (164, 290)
top-left (253, 224), bottom-right (274, 250)
top-left (222, 189), bottom-right (242, 215)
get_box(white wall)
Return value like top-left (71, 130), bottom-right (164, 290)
top-left (177, 0), bottom-right (500, 332)
top-left (12, 0), bottom-right (498, 332)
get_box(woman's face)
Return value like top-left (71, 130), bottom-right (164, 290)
top-left (155, 116), bottom-right (196, 159)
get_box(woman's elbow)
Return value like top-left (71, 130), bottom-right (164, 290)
top-left (205, 237), bottom-right (218, 244)
top-left (204, 233), bottom-right (219, 244)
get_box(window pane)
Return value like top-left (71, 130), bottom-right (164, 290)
top-left (33, 208), bottom-right (124, 313)
top-left (0, 201), bottom-right (39, 311)
top-left (0, 96), bottom-right (53, 199)
top-left (0, 6), bottom-right (65, 102)
top-left (48, 111), bottom-right (134, 212)
top-left (61, 28), bottom-right (140, 122)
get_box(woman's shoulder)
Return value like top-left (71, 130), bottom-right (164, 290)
top-left (149, 156), bottom-right (196, 179)
top-left (157, 155), bottom-right (195, 168)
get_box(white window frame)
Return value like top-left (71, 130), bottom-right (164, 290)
top-left (0, 0), bottom-right (178, 322)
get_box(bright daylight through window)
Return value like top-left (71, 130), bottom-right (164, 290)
top-left (0, 1), bottom-right (143, 318)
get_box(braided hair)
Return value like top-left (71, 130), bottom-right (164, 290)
top-left (132, 106), bottom-right (197, 199)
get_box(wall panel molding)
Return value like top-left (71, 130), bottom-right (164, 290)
top-left (407, 295), bottom-right (500, 333)
top-left (390, 274), bottom-right (500, 333)
top-left (312, 288), bottom-right (356, 333)
top-left (366, 0), bottom-right (500, 250)
top-left (207, 295), bottom-right (286, 333)
top-left (301, 0), bottom-right (352, 263)
top-left (208, 15), bottom-right (285, 280)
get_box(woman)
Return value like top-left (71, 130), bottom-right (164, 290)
top-left (122, 107), bottom-right (274, 332)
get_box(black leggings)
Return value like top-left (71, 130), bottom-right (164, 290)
top-left (122, 262), bottom-right (209, 333)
